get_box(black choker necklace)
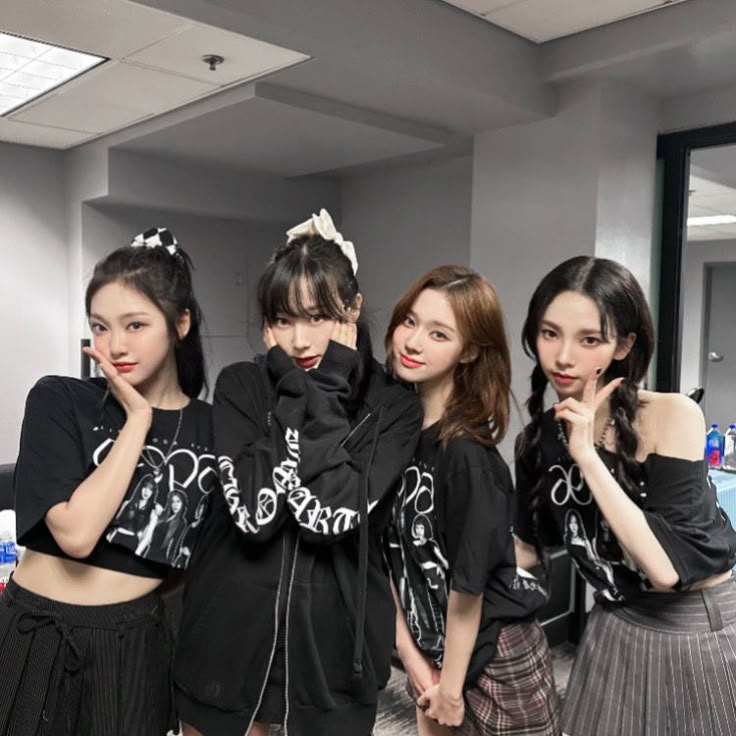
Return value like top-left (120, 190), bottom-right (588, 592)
top-left (557, 416), bottom-right (615, 451)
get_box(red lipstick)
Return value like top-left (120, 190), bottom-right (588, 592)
top-left (399, 353), bottom-right (424, 369)
top-left (294, 356), bottom-right (319, 369)
top-left (113, 363), bottom-right (136, 374)
top-left (551, 372), bottom-right (576, 386)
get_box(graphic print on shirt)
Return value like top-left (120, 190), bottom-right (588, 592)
top-left (219, 427), bottom-right (377, 537)
top-left (92, 425), bottom-right (217, 569)
top-left (549, 462), bottom-right (654, 600)
top-left (387, 461), bottom-right (449, 666)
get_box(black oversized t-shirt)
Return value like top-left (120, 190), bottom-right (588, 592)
top-left (515, 410), bottom-right (736, 601)
top-left (14, 376), bottom-right (218, 576)
top-left (385, 424), bottom-right (547, 686)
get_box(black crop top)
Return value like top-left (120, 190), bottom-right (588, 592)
top-left (14, 376), bottom-right (217, 578)
top-left (515, 411), bottom-right (736, 602)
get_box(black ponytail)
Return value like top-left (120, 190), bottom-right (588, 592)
top-left (85, 238), bottom-right (208, 398)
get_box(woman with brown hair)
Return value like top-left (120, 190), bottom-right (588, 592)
top-left (384, 265), bottom-right (560, 735)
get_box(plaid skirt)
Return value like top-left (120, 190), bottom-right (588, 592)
top-left (461, 621), bottom-right (561, 736)
top-left (562, 576), bottom-right (736, 736)
top-left (0, 577), bottom-right (176, 736)
top-left (406, 620), bottom-right (560, 735)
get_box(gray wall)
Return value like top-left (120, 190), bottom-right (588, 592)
top-left (470, 81), bottom-right (658, 461)
top-left (340, 155), bottom-right (474, 356)
top-left (0, 143), bottom-right (68, 463)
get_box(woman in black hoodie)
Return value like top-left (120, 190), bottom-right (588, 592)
top-left (175, 209), bottom-right (423, 736)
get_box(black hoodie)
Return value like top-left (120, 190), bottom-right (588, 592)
top-left (175, 341), bottom-right (422, 736)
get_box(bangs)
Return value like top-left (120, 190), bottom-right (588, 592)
top-left (259, 253), bottom-right (345, 323)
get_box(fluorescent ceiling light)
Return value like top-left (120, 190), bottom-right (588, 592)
top-left (687, 214), bottom-right (736, 227)
top-left (0, 32), bottom-right (105, 115)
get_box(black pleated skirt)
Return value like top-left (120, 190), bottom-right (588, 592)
top-left (562, 576), bottom-right (736, 736)
top-left (0, 577), bottom-right (176, 736)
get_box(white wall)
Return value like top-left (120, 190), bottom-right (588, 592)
top-left (680, 239), bottom-right (736, 393)
top-left (0, 143), bottom-right (68, 463)
top-left (81, 205), bottom-right (282, 394)
top-left (340, 155), bottom-right (473, 355)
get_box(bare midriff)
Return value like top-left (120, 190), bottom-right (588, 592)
top-left (12, 549), bottom-right (162, 605)
top-left (688, 569), bottom-right (733, 592)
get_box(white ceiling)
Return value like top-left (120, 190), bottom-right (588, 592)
top-left (0, 0), bottom-right (308, 148)
top-left (443, 0), bottom-right (692, 43)
top-left (116, 85), bottom-right (447, 177)
top-left (687, 145), bottom-right (736, 242)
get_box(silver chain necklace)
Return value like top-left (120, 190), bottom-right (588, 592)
top-left (557, 415), bottom-right (615, 451)
top-left (140, 408), bottom-right (184, 474)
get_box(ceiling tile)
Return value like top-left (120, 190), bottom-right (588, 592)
top-left (13, 95), bottom-right (150, 133)
top-left (12, 61), bottom-right (217, 132)
top-left (442, 1), bottom-right (519, 16)
top-left (688, 203), bottom-right (722, 217)
top-left (0, 0), bottom-right (190, 59)
top-left (689, 175), bottom-right (735, 197)
top-left (485, 0), bottom-right (690, 43)
top-left (127, 24), bottom-right (309, 86)
top-left (0, 116), bottom-right (91, 147)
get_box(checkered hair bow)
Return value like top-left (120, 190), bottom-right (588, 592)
top-left (131, 227), bottom-right (178, 256)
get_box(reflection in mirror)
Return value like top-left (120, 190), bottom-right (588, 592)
top-left (682, 144), bottom-right (736, 431)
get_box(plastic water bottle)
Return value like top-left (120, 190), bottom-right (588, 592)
top-left (0, 531), bottom-right (16, 596)
top-left (724, 424), bottom-right (736, 472)
top-left (706, 424), bottom-right (724, 468)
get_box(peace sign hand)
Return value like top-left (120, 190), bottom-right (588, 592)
top-left (553, 369), bottom-right (624, 464)
top-left (83, 346), bottom-right (152, 426)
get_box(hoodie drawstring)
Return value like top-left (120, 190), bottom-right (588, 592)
top-left (352, 406), bottom-right (383, 680)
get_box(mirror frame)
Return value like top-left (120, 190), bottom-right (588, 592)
top-left (656, 121), bottom-right (736, 391)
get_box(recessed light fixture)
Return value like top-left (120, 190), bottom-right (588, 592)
top-left (0, 31), bottom-right (106, 116)
top-left (687, 214), bottom-right (736, 227)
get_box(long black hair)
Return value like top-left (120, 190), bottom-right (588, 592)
top-left (85, 242), bottom-right (207, 398)
top-left (257, 233), bottom-right (373, 416)
top-left (518, 256), bottom-right (654, 559)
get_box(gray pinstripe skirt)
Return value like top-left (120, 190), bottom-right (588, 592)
top-left (562, 575), bottom-right (736, 736)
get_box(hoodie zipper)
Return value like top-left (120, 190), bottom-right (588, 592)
top-left (340, 411), bottom-right (372, 447)
top-left (244, 533), bottom-right (289, 735)
top-left (282, 533), bottom-right (300, 735)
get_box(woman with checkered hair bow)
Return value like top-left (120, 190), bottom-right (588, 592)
top-left (1, 228), bottom-right (217, 735)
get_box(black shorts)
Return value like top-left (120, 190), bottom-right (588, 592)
top-left (0, 577), bottom-right (176, 736)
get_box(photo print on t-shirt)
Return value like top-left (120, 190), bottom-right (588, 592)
top-left (92, 423), bottom-right (217, 569)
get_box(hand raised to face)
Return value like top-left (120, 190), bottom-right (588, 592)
top-left (554, 369), bottom-right (624, 463)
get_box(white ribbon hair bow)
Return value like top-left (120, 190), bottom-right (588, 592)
top-left (286, 208), bottom-right (358, 275)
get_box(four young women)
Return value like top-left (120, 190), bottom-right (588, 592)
top-left (4, 211), bottom-right (735, 735)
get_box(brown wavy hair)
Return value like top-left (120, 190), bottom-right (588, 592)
top-left (385, 265), bottom-right (510, 447)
